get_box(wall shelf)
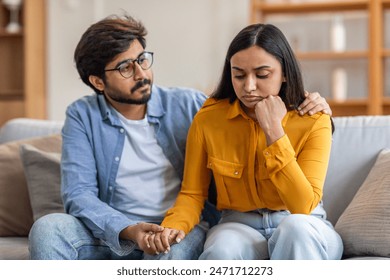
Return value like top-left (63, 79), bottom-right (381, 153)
top-left (0, 0), bottom-right (46, 126)
top-left (296, 51), bottom-right (368, 60)
top-left (251, 0), bottom-right (368, 17)
top-left (250, 0), bottom-right (389, 116)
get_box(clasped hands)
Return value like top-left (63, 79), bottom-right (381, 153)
top-left (120, 222), bottom-right (185, 255)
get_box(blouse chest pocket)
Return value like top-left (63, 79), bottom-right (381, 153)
top-left (207, 156), bottom-right (245, 208)
top-left (207, 157), bottom-right (244, 179)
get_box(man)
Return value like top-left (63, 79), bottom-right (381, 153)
top-left (29, 14), bottom-right (332, 260)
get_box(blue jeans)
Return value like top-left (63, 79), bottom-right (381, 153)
top-left (199, 209), bottom-right (343, 260)
top-left (29, 213), bottom-right (208, 260)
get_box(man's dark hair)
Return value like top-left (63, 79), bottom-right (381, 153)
top-left (74, 14), bottom-right (147, 94)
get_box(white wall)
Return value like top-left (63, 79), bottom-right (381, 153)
top-left (47, 0), bottom-right (250, 120)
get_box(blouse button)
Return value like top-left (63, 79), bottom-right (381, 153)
top-left (115, 156), bottom-right (120, 162)
top-left (120, 128), bottom-right (124, 133)
top-left (234, 171), bottom-right (239, 175)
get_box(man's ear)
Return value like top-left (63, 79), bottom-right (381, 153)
top-left (89, 75), bottom-right (105, 92)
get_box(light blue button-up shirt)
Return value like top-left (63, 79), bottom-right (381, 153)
top-left (61, 84), bottom-right (206, 254)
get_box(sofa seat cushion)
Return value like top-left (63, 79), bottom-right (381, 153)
top-left (0, 237), bottom-right (29, 260)
top-left (335, 148), bottom-right (390, 258)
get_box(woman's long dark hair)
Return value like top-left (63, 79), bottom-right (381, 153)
top-left (211, 23), bottom-right (305, 110)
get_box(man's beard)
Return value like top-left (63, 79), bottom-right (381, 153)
top-left (105, 78), bottom-right (152, 105)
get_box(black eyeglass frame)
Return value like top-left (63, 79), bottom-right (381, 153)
top-left (104, 51), bottom-right (154, 79)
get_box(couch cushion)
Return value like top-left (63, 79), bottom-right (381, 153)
top-left (323, 116), bottom-right (390, 225)
top-left (0, 237), bottom-right (29, 260)
top-left (20, 144), bottom-right (64, 222)
top-left (0, 135), bottom-right (62, 237)
top-left (335, 148), bottom-right (390, 258)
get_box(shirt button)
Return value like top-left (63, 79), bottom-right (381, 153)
top-left (265, 151), bottom-right (270, 156)
top-left (209, 163), bottom-right (212, 167)
top-left (115, 156), bottom-right (120, 161)
top-left (234, 171), bottom-right (239, 175)
top-left (109, 186), bottom-right (113, 191)
top-left (120, 128), bottom-right (124, 133)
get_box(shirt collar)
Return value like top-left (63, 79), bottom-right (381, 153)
top-left (147, 84), bottom-right (165, 118)
top-left (227, 99), bottom-right (250, 120)
top-left (97, 94), bottom-right (118, 125)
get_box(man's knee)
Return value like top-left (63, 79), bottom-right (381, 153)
top-left (29, 213), bottom-right (69, 241)
top-left (29, 213), bottom-right (76, 259)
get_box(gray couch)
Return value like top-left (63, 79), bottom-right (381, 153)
top-left (0, 116), bottom-right (389, 260)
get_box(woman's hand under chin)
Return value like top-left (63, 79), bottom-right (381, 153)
top-left (254, 95), bottom-right (287, 146)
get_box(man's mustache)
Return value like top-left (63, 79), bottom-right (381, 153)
top-left (131, 79), bottom-right (152, 94)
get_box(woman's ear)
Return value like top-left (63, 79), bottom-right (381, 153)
top-left (89, 75), bottom-right (105, 92)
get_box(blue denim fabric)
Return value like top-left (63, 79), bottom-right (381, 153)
top-left (200, 207), bottom-right (343, 260)
top-left (59, 85), bottom-right (207, 255)
top-left (29, 213), bottom-right (208, 260)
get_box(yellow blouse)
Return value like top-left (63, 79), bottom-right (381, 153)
top-left (161, 98), bottom-right (333, 234)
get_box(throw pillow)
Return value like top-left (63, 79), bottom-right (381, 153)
top-left (19, 144), bottom-right (64, 222)
top-left (335, 148), bottom-right (390, 258)
top-left (0, 134), bottom-right (61, 237)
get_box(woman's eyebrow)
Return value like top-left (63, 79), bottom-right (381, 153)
top-left (254, 65), bottom-right (271, 71)
top-left (231, 65), bottom-right (271, 71)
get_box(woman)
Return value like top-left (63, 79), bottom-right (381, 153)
top-left (154, 23), bottom-right (343, 260)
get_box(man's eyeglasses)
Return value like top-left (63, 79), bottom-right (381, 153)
top-left (104, 51), bottom-right (154, 79)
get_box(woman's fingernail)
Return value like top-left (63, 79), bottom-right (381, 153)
top-left (176, 238), bottom-right (181, 243)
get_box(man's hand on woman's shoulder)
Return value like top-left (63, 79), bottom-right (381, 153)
top-left (298, 91), bottom-right (332, 116)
